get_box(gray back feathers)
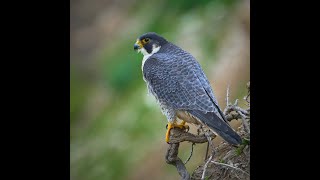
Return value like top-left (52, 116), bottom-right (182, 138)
top-left (143, 43), bottom-right (220, 115)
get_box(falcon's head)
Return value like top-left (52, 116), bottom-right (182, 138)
top-left (134, 32), bottom-right (168, 56)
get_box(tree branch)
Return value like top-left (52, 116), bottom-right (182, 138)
top-left (165, 81), bottom-right (250, 180)
top-left (184, 143), bottom-right (195, 165)
top-left (165, 143), bottom-right (190, 180)
top-left (165, 128), bottom-right (216, 180)
top-left (201, 155), bottom-right (213, 180)
top-left (168, 128), bottom-right (215, 144)
top-left (210, 161), bottom-right (250, 177)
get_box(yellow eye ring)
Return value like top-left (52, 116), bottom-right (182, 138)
top-left (143, 38), bottom-right (150, 43)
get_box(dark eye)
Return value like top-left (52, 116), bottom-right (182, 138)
top-left (144, 38), bottom-right (150, 43)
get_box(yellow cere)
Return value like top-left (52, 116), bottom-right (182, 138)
top-left (135, 39), bottom-right (143, 48)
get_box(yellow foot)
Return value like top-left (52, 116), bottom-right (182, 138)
top-left (165, 121), bottom-right (189, 143)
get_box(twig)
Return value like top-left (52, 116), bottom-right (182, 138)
top-left (233, 106), bottom-right (249, 116)
top-left (210, 161), bottom-right (250, 177)
top-left (184, 143), bottom-right (195, 165)
top-left (201, 130), bottom-right (215, 180)
top-left (244, 94), bottom-right (250, 106)
top-left (226, 84), bottom-right (230, 106)
top-left (205, 131), bottom-right (215, 155)
top-left (205, 141), bottom-right (209, 161)
top-left (197, 126), bottom-right (209, 161)
top-left (238, 111), bottom-right (250, 134)
top-left (234, 99), bottom-right (238, 106)
top-left (223, 86), bottom-right (231, 120)
top-left (204, 130), bottom-right (215, 159)
top-left (201, 155), bottom-right (213, 180)
top-left (245, 81), bottom-right (250, 105)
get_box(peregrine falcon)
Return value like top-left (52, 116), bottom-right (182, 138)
top-left (134, 32), bottom-right (242, 145)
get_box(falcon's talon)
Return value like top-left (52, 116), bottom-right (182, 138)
top-left (165, 121), bottom-right (188, 142)
top-left (165, 123), bottom-right (173, 143)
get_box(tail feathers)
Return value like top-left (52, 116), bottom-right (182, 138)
top-left (188, 110), bottom-right (242, 145)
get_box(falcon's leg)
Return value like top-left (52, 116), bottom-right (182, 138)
top-left (165, 121), bottom-right (189, 143)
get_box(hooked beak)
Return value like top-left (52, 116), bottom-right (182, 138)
top-left (134, 40), bottom-right (142, 51)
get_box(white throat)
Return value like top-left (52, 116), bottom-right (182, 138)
top-left (139, 45), bottom-right (161, 70)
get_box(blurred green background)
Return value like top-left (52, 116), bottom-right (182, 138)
top-left (71, 0), bottom-right (249, 179)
